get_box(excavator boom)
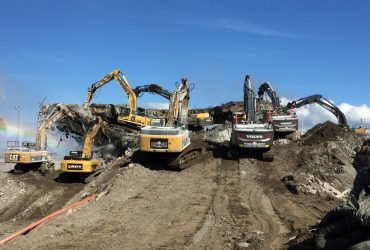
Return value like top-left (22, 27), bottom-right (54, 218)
top-left (167, 78), bottom-right (190, 127)
top-left (244, 75), bottom-right (256, 123)
top-left (286, 94), bottom-right (347, 125)
top-left (81, 117), bottom-right (105, 159)
top-left (84, 69), bottom-right (150, 129)
top-left (84, 69), bottom-right (137, 111)
top-left (133, 84), bottom-right (171, 100)
top-left (35, 104), bottom-right (78, 150)
top-left (257, 82), bottom-right (280, 112)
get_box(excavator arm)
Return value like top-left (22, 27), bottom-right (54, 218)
top-left (166, 78), bottom-right (190, 127)
top-left (244, 75), bottom-right (256, 123)
top-left (257, 82), bottom-right (280, 111)
top-left (286, 94), bottom-right (347, 125)
top-left (133, 84), bottom-right (171, 100)
top-left (35, 104), bottom-right (78, 150)
top-left (84, 69), bottom-right (137, 112)
top-left (316, 97), bottom-right (347, 125)
top-left (81, 117), bottom-right (106, 159)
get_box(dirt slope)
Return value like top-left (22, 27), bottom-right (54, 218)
top-left (0, 123), bottom-right (368, 249)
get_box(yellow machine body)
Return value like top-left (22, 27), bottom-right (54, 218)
top-left (60, 158), bottom-right (100, 173)
top-left (354, 128), bottom-right (370, 134)
top-left (190, 112), bottom-right (210, 119)
top-left (140, 126), bottom-right (190, 153)
top-left (4, 150), bottom-right (49, 164)
top-left (117, 111), bottom-right (151, 128)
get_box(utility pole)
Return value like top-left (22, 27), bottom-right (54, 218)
top-left (15, 105), bottom-right (20, 143)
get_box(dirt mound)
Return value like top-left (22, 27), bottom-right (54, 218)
top-left (301, 121), bottom-right (349, 146)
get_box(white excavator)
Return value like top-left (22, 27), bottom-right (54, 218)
top-left (138, 78), bottom-right (203, 169)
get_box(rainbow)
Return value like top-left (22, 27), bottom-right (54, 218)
top-left (0, 122), bottom-right (70, 151)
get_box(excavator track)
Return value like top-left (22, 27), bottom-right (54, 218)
top-left (168, 142), bottom-right (206, 170)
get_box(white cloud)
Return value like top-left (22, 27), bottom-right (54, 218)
top-left (281, 97), bottom-right (370, 131)
top-left (280, 97), bottom-right (290, 106)
top-left (210, 18), bottom-right (310, 39)
top-left (338, 103), bottom-right (370, 125)
top-left (296, 104), bottom-right (338, 130)
top-left (141, 102), bottom-right (169, 110)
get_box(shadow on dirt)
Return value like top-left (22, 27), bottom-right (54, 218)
top-left (129, 151), bottom-right (181, 172)
top-left (205, 140), bottom-right (268, 162)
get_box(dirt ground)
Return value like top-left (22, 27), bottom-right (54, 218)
top-left (0, 124), bottom-right (368, 250)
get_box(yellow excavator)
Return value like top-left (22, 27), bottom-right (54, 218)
top-left (84, 69), bottom-right (151, 129)
top-left (188, 111), bottom-right (213, 130)
top-left (60, 117), bottom-right (106, 182)
top-left (139, 78), bottom-right (203, 169)
top-left (352, 124), bottom-right (370, 135)
top-left (4, 104), bottom-right (77, 174)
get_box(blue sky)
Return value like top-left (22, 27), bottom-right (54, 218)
top-left (0, 0), bottom-right (370, 131)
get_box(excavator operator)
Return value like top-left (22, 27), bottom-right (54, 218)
top-left (348, 139), bottom-right (370, 206)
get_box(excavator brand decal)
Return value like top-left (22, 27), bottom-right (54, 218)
top-left (150, 139), bottom-right (168, 149)
top-left (246, 134), bottom-right (263, 139)
top-left (67, 164), bottom-right (83, 170)
top-left (9, 154), bottom-right (19, 161)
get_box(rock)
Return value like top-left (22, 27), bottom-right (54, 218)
top-left (236, 242), bottom-right (250, 249)
top-left (252, 230), bottom-right (264, 235)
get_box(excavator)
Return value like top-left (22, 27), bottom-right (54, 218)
top-left (284, 94), bottom-right (347, 126)
top-left (352, 124), bottom-right (370, 135)
top-left (84, 69), bottom-right (151, 129)
top-left (257, 82), bottom-right (298, 137)
top-left (133, 83), bottom-right (213, 130)
top-left (188, 110), bottom-right (214, 130)
top-left (138, 78), bottom-right (203, 169)
top-left (4, 104), bottom-right (77, 174)
top-left (60, 116), bottom-right (106, 183)
top-left (228, 75), bottom-right (274, 161)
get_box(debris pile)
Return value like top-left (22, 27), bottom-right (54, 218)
top-left (39, 104), bottom-right (138, 160)
top-left (300, 121), bottom-right (352, 146)
top-left (203, 123), bottom-right (232, 143)
top-left (282, 122), bottom-right (363, 198)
